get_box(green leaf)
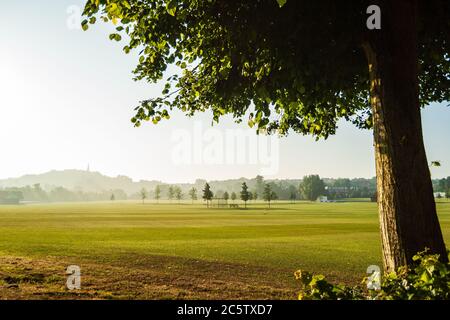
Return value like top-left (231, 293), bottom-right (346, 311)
top-left (431, 161), bottom-right (441, 167)
top-left (81, 19), bottom-right (89, 31)
top-left (109, 33), bottom-right (122, 41)
top-left (420, 271), bottom-right (431, 282)
top-left (299, 86), bottom-right (306, 94)
top-left (276, 0), bottom-right (287, 7)
top-left (166, 0), bottom-right (177, 16)
top-left (122, 1), bottom-right (131, 10)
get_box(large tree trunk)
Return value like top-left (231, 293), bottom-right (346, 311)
top-left (363, 0), bottom-right (447, 272)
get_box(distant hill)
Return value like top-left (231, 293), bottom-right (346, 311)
top-left (0, 170), bottom-right (161, 195)
top-left (0, 170), bottom-right (306, 198)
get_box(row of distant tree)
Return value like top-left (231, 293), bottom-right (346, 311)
top-left (138, 181), bottom-right (279, 208)
top-left (135, 175), bottom-right (448, 202)
top-left (0, 183), bottom-right (127, 204)
top-left (434, 177), bottom-right (450, 196)
top-left (136, 175), bottom-right (378, 203)
top-left (0, 175), bottom-right (372, 204)
top-left (5, 174), bottom-right (448, 204)
top-left (137, 175), bottom-right (369, 206)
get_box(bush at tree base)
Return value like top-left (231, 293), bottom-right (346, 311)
top-left (295, 250), bottom-right (450, 300)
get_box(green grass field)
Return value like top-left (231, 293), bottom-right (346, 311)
top-left (0, 201), bottom-right (449, 299)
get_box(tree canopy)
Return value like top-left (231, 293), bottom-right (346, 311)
top-left (263, 183), bottom-right (277, 205)
top-left (188, 187), bottom-right (197, 201)
top-left (240, 182), bottom-right (250, 207)
top-left (202, 183), bottom-right (213, 201)
top-left (82, 0), bottom-right (449, 138)
top-left (300, 175), bottom-right (325, 201)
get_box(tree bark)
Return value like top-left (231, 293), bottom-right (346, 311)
top-left (363, 0), bottom-right (447, 272)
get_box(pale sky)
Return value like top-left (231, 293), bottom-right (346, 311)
top-left (0, 0), bottom-right (449, 183)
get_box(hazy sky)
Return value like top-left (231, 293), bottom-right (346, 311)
top-left (1, 1), bottom-right (449, 183)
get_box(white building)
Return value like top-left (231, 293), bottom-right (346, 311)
top-left (433, 192), bottom-right (446, 198)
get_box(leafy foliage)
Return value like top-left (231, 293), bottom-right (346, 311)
top-left (154, 185), bottom-right (161, 201)
top-left (202, 183), bottom-right (213, 201)
top-left (188, 187), bottom-right (198, 201)
top-left (299, 175), bottom-right (325, 201)
top-left (174, 186), bottom-right (183, 201)
top-left (139, 187), bottom-right (147, 202)
top-left (374, 250), bottom-right (450, 300)
top-left (0, 190), bottom-right (24, 204)
top-left (167, 185), bottom-right (175, 200)
top-left (295, 270), bottom-right (364, 300)
top-left (81, 0), bottom-right (450, 138)
top-left (295, 250), bottom-right (450, 300)
top-left (240, 182), bottom-right (250, 207)
top-left (263, 183), bottom-right (277, 206)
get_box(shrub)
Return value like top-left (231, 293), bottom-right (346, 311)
top-left (295, 250), bottom-right (450, 300)
top-left (295, 270), bottom-right (365, 300)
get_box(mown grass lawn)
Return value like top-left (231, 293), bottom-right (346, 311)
top-left (0, 200), bottom-right (449, 299)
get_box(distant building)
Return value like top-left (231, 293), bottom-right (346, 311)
top-left (434, 192), bottom-right (446, 198)
top-left (317, 195), bottom-right (328, 203)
